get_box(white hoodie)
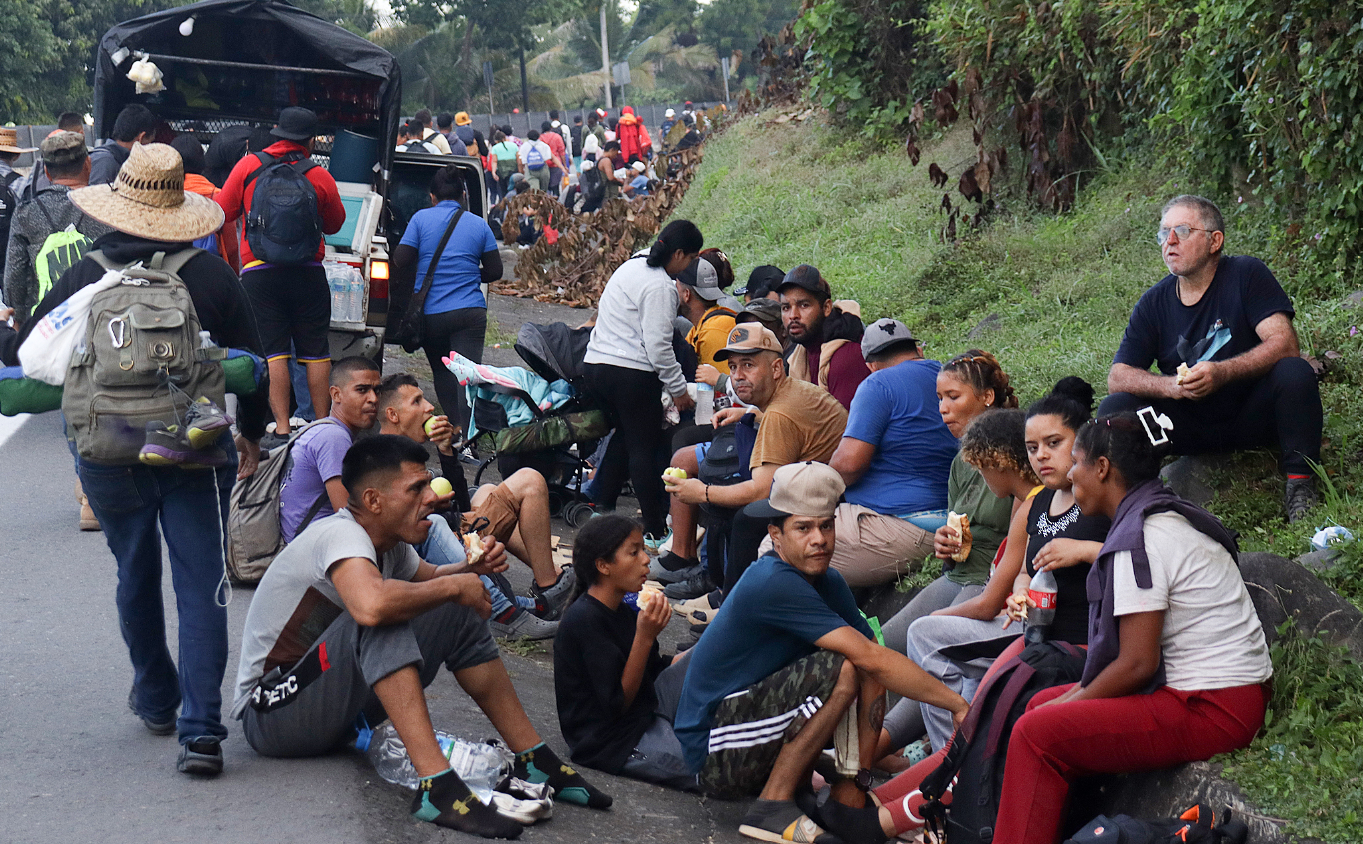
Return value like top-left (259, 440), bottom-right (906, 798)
top-left (585, 253), bottom-right (686, 396)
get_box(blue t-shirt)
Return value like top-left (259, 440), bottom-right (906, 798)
top-left (843, 358), bottom-right (957, 514)
top-left (279, 418), bottom-right (352, 542)
top-left (673, 554), bottom-right (874, 772)
top-left (399, 200), bottom-right (498, 315)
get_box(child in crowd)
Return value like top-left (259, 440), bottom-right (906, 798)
top-left (553, 516), bottom-right (696, 790)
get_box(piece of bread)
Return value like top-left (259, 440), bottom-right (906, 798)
top-left (947, 511), bottom-right (972, 563)
top-left (638, 585), bottom-right (664, 610)
top-left (463, 532), bottom-right (485, 566)
top-left (1176, 363), bottom-right (1191, 385)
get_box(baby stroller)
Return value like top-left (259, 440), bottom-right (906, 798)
top-left (463, 322), bottom-right (609, 527)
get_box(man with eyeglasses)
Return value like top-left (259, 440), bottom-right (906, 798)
top-left (1100, 194), bottom-right (1322, 522)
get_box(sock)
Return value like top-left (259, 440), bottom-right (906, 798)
top-left (512, 743), bottom-right (613, 809)
top-left (411, 769), bottom-right (523, 839)
top-left (820, 797), bottom-right (889, 844)
top-left (1287, 474), bottom-right (1311, 480)
top-left (493, 607), bottom-right (517, 625)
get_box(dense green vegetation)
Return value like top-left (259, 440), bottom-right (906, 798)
top-left (675, 114), bottom-right (1363, 838)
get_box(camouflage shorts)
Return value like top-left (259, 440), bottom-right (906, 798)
top-left (698, 649), bottom-right (845, 799)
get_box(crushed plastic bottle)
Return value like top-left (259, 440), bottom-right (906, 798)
top-left (356, 722), bottom-right (512, 800)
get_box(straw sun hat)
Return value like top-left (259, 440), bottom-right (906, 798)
top-left (69, 143), bottom-right (223, 242)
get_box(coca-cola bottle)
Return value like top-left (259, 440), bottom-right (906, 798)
top-left (1025, 567), bottom-right (1058, 645)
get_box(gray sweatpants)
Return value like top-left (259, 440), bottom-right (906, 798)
top-left (906, 613), bottom-right (1019, 750)
top-left (879, 577), bottom-right (985, 748)
top-left (242, 601), bottom-right (500, 757)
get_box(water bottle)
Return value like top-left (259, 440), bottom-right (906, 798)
top-left (1025, 567), bottom-right (1058, 645)
top-left (348, 269), bottom-right (365, 322)
top-left (325, 263), bottom-right (345, 321)
top-left (695, 383), bottom-right (715, 425)
top-left (357, 722), bottom-right (511, 800)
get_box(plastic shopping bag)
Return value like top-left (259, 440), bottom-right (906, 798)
top-left (18, 268), bottom-right (123, 385)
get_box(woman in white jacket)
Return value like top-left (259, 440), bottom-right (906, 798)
top-left (584, 220), bottom-right (703, 542)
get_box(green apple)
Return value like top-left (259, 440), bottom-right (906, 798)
top-left (430, 477), bottom-right (453, 497)
top-left (424, 417), bottom-right (439, 437)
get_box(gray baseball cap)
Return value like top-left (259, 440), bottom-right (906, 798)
top-left (861, 318), bottom-right (919, 358)
top-left (677, 254), bottom-right (725, 301)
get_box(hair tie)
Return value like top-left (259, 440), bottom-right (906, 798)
top-left (1136, 406), bottom-right (1174, 446)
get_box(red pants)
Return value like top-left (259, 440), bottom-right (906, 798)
top-left (994, 682), bottom-right (1269, 844)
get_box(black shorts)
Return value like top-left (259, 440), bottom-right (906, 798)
top-left (241, 263), bottom-right (331, 363)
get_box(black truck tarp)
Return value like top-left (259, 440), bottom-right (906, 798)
top-left (94, 0), bottom-right (400, 182)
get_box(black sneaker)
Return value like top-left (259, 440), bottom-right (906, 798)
top-left (177, 736), bottom-right (223, 776)
top-left (531, 568), bottom-right (577, 621)
top-left (649, 552), bottom-right (701, 584)
top-left (128, 686), bottom-right (176, 736)
top-left (259, 430), bottom-right (291, 452)
top-left (664, 569), bottom-right (713, 600)
top-left (1285, 477), bottom-right (1317, 523)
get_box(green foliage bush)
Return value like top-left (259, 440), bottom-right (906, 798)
top-left (795, 0), bottom-right (1363, 263)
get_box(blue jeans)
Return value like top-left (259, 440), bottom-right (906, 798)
top-left (79, 440), bottom-right (235, 745)
top-left (416, 516), bottom-right (531, 616)
top-left (289, 341), bottom-right (315, 422)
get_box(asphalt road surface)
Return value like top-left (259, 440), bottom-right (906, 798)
top-left (0, 295), bottom-right (754, 844)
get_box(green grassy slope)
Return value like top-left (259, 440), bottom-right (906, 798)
top-left (678, 113), bottom-right (1363, 568)
top-left (676, 113), bottom-right (1363, 840)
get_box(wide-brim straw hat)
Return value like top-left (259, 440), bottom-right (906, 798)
top-left (0, 127), bottom-right (37, 154)
top-left (70, 143), bottom-right (223, 242)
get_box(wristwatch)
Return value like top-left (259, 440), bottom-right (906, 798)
top-left (853, 767), bottom-right (874, 792)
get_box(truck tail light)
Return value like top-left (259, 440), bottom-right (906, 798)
top-left (370, 259), bottom-right (389, 299)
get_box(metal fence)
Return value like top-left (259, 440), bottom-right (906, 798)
top-left (4, 126), bottom-right (97, 170)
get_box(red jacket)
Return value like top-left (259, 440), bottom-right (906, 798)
top-left (617, 107), bottom-right (643, 162)
top-left (214, 140), bottom-right (346, 265)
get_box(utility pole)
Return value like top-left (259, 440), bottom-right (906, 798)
top-left (518, 47), bottom-right (530, 114)
top-left (600, 4), bottom-right (612, 109)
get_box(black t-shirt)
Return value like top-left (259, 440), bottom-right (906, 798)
top-left (1024, 488), bottom-right (1111, 644)
top-left (553, 594), bottom-right (669, 773)
top-left (1113, 254), bottom-right (1294, 414)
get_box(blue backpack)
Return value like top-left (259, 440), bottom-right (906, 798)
top-left (525, 144), bottom-right (546, 171)
top-left (243, 152), bottom-right (322, 264)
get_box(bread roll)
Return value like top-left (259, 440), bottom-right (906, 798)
top-left (638, 586), bottom-right (664, 610)
top-left (1176, 363), bottom-right (1191, 385)
top-left (947, 511), bottom-right (972, 563)
top-left (463, 532), bottom-right (485, 566)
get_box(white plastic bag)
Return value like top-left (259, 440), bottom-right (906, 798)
top-left (18, 269), bottom-right (124, 385)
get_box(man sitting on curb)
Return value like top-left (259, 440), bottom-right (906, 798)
top-left (671, 462), bottom-right (968, 842)
top-left (376, 373), bottom-right (575, 635)
top-left (278, 356), bottom-right (382, 544)
top-left (827, 319), bottom-right (958, 588)
top-left (660, 325), bottom-right (846, 611)
top-left (234, 436), bottom-right (611, 840)
top-left (1101, 194), bottom-right (1323, 522)
top-left (778, 265), bottom-right (871, 410)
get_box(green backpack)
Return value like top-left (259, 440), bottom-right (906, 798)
top-left (61, 248), bottom-right (227, 465)
top-left (32, 203), bottom-right (94, 304)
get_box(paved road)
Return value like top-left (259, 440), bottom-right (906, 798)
top-left (0, 296), bottom-right (752, 844)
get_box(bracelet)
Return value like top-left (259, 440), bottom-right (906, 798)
top-left (704, 484), bottom-right (711, 504)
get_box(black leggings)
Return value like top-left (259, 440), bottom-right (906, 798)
top-left (584, 363), bottom-right (668, 536)
top-left (422, 307), bottom-right (488, 436)
top-left (1099, 356), bottom-right (1322, 475)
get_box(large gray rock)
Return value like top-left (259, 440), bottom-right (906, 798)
top-left (1159, 455), bottom-right (1232, 507)
top-left (1239, 551), bottom-right (1363, 661)
top-left (1092, 761), bottom-right (1311, 844)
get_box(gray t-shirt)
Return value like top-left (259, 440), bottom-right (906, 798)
top-left (232, 509), bottom-right (420, 718)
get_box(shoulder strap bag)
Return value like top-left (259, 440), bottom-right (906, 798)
top-left (391, 206), bottom-right (465, 354)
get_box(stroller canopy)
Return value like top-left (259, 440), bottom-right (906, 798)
top-left (516, 322), bottom-right (591, 389)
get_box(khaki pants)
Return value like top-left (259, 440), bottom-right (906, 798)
top-left (829, 503), bottom-right (936, 588)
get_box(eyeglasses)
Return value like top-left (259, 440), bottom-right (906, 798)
top-left (1156, 225), bottom-right (1214, 245)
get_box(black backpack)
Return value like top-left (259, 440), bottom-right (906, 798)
top-left (0, 170), bottom-right (21, 277)
top-left (919, 640), bottom-right (1088, 844)
top-left (1066, 804), bottom-right (1248, 844)
top-left (243, 151), bottom-right (322, 264)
